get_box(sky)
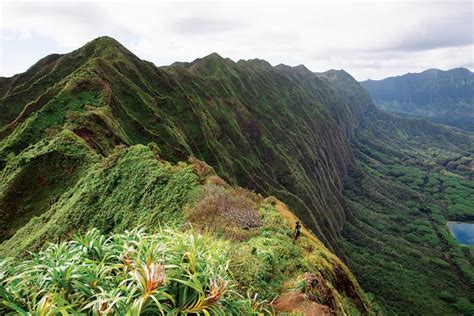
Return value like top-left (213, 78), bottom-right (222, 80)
top-left (0, 0), bottom-right (473, 80)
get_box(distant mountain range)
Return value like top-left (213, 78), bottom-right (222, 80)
top-left (360, 68), bottom-right (474, 131)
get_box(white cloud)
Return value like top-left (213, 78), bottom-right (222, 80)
top-left (0, 0), bottom-right (472, 80)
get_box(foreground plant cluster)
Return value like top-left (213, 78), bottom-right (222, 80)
top-left (0, 228), bottom-right (266, 315)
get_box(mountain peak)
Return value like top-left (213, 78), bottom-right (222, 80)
top-left (183, 52), bottom-right (233, 77)
top-left (91, 35), bottom-right (120, 44)
top-left (318, 69), bottom-right (355, 83)
top-left (76, 35), bottom-right (140, 64)
top-left (274, 63), bottom-right (313, 78)
top-left (205, 52), bottom-right (224, 60)
top-left (188, 52), bottom-right (226, 65)
top-left (82, 36), bottom-right (125, 51)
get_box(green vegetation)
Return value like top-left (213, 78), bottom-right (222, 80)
top-left (0, 143), bottom-right (199, 257)
top-left (0, 228), bottom-right (267, 315)
top-left (0, 130), bottom-right (99, 242)
top-left (0, 218), bottom-right (377, 315)
top-left (341, 113), bottom-right (474, 315)
top-left (360, 68), bottom-right (474, 131)
top-left (0, 36), bottom-right (472, 315)
top-left (0, 36), bottom-right (370, 253)
top-left (0, 140), bottom-right (377, 314)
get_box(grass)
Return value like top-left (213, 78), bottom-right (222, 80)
top-left (184, 186), bottom-right (378, 315)
top-left (0, 36), bottom-right (370, 255)
top-left (0, 130), bottom-right (98, 242)
top-left (0, 144), bottom-right (198, 257)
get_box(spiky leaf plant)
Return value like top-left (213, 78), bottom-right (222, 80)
top-left (0, 228), bottom-right (268, 315)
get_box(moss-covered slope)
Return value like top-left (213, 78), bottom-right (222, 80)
top-left (0, 142), bottom-right (378, 315)
top-left (0, 130), bottom-right (99, 242)
top-left (0, 37), bottom-right (374, 253)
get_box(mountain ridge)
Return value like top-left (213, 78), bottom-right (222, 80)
top-left (360, 67), bottom-right (474, 131)
top-left (0, 36), bottom-right (473, 315)
top-left (362, 67), bottom-right (472, 82)
top-left (0, 36), bottom-right (370, 253)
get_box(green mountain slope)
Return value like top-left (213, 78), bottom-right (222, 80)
top-left (0, 37), bottom-right (375, 254)
top-left (360, 68), bottom-right (474, 131)
top-left (0, 135), bottom-right (376, 314)
top-left (0, 36), bottom-right (472, 315)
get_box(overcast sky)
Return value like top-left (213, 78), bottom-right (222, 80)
top-left (0, 0), bottom-right (472, 80)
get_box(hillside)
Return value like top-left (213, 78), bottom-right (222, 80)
top-left (0, 37), bottom-right (375, 254)
top-left (0, 36), bottom-right (473, 315)
top-left (360, 68), bottom-right (474, 131)
top-left (0, 138), bottom-right (376, 314)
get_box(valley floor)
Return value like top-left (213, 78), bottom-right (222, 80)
top-left (340, 120), bottom-right (474, 315)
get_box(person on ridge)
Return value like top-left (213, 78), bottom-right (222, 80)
top-left (294, 221), bottom-right (302, 242)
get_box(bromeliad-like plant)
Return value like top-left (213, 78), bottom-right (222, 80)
top-left (0, 228), bottom-right (268, 315)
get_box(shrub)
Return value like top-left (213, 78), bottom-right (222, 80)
top-left (205, 175), bottom-right (227, 186)
top-left (438, 291), bottom-right (456, 303)
top-left (454, 298), bottom-right (474, 315)
top-left (0, 228), bottom-right (268, 315)
top-left (185, 185), bottom-right (262, 241)
top-left (188, 156), bottom-right (214, 182)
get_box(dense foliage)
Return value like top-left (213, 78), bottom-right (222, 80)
top-left (0, 228), bottom-right (267, 315)
top-left (0, 141), bottom-right (198, 256)
top-left (341, 112), bottom-right (474, 315)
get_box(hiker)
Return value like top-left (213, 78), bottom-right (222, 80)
top-left (294, 221), bottom-right (302, 242)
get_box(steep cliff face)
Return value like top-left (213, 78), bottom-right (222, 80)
top-left (0, 37), bottom-right (379, 312)
top-left (0, 36), bottom-right (373, 252)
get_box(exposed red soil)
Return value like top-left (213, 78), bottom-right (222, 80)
top-left (273, 292), bottom-right (334, 316)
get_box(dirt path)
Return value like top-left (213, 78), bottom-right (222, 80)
top-left (274, 292), bottom-right (334, 316)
